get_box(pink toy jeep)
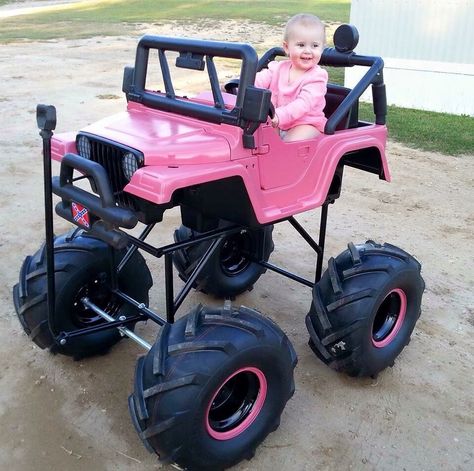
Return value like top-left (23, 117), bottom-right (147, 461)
top-left (13, 25), bottom-right (424, 470)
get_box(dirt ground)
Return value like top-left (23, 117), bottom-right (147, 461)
top-left (0, 10), bottom-right (473, 471)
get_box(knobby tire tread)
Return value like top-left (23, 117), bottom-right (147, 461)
top-left (321, 320), bottom-right (363, 347)
top-left (18, 255), bottom-right (33, 299)
top-left (172, 223), bottom-right (274, 298)
top-left (153, 323), bottom-right (171, 377)
top-left (130, 304), bottom-right (296, 470)
top-left (305, 317), bottom-right (332, 361)
top-left (202, 314), bottom-right (265, 338)
top-left (168, 340), bottom-right (237, 356)
top-left (134, 356), bottom-right (149, 421)
top-left (143, 374), bottom-right (203, 399)
top-left (141, 417), bottom-right (177, 440)
top-left (342, 263), bottom-right (392, 278)
top-left (306, 241), bottom-right (425, 377)
top-left (328, 257), bottom-right (342, 295)
top-left (311, 286), bottom-right (332, 331)
top-left (326, 288), bottom-right (374, 313)
top-left (184, 303), bottom-right (203, 339)
top-left (347, 242), bottom-right (361, 265)
top-left (14, 230), bottom-right (152, 357)
top-left (18, 293), bottom-right (47, 316)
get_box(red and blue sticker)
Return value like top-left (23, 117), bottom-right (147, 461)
top-left (71, 202), bottom-right (90, 228)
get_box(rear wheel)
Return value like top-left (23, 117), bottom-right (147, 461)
top-left (306, 241), bottom-right (424, 377)
top-left (129, 303), bottom-right (297, 470)
top-left (13, 229), bottom-right (152, 359)
top-left (173, 223), bottom-right (274, 298)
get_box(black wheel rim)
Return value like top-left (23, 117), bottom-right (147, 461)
top-left (71, 271), bottom-right (121, 327)
top-left (372, 289), bottom-right (407, 347)
top-left (208, 370), bottom-right (260, 433)
top-left (219, 231), bottom-right (252, 276)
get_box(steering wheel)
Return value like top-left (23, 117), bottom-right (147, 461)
top-left (268, 102), bottom-right (275, 119)
top-left (224, 78), bottom-right (240, 95)
top-left (224, 78), bottom-right (275, 120)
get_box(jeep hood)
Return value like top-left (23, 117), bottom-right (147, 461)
top-left (80, 104), bottom-right (231, 165)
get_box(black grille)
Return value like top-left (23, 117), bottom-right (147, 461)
top-left (77, 135), bottom-right (142, 210)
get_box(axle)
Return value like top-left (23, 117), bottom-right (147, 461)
top-left (81, 297), bottom-right (152, 350)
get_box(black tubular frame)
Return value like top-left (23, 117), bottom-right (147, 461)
top-left (47, 208), bottom-right (330, 345)
top-left (95, 210), bottom-right (328, 329)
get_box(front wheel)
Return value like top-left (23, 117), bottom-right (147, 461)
top-left (306, 241), bottom-right (425, 377)
top-left (13, 229), bottom-right (152, 359)
top-left (129, 303), bottom-right (297, 470)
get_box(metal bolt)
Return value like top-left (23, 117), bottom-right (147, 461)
top-left (59, 338), bottom-right (67, 345)
top-left (138, 303), bottom-right (145, 310)
top-left (118, 315), bottom-right (126, 322)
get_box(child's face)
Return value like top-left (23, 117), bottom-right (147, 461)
top-left (283, 24), bottom-right (325, 72)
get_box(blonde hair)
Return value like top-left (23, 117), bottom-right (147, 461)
top-left (283, 13), bottom-right (326, 44)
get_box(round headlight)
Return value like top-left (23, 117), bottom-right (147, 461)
top-left (77, 135), bottom-right (91, 159)
top-left (122, 152), bottom-right (143, 180)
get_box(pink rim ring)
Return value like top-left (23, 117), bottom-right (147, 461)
top-left (372, 288), bottom-right (407, 348)
top-left (205, 367), bottom-right (267, 440)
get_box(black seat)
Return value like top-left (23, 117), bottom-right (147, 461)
top-left (323, 84), bottom-right (359, 131)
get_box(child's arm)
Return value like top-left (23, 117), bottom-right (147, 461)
top-left (254, 61), bottom-right (278, 89)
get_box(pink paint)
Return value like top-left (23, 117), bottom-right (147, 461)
top-left (205, 367), bottom-right (267, 441)
top-left (51, 132), bottom-right (77, 162)
top-left (372, 289), bottom-right (407, 348)
top-left (50, 95), bottom-right (390, 225)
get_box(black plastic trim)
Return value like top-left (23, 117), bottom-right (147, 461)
top-left (52, 153), bottom-right (138, 229)
top-left (77, 132), bottom-right (144, 158)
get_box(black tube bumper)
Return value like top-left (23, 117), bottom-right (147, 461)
top-left (52, 153), bottom-right (138, 248)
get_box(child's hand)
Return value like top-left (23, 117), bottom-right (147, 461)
top-left (271, 114), bottom-right (279, 128)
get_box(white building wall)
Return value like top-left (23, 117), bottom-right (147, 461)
top-left (345, 0), bottom-right (474, 116)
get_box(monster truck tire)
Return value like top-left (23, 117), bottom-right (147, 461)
top-left (305, 241), bottom-right (424, 377)
top-left (13, 229), bottom-right (152, 359)
top-left (173, 223), bottom-right (274, 298)
top-left (129, 303), bottom-right (297, 470)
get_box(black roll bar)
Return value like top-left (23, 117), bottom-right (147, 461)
top-left (130, 35), bottom-right (259, 126)
top-left (257, 47), bottom-right (285, 71)
top-left (321, 48), bottom-right (386, 133)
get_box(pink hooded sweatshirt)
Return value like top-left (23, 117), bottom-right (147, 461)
top-left (254, 60), bottom-right (328, 132)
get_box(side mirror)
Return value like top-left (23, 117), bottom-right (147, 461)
top-left (122, 66), bottom-right (135, 94)
top-left (334, 24), bottom-right (359, 53)
top-left (176, 51), bottom-right (205, 71)
top-left (36, 104), bottom-right (56, 131)
top-left (241, 86), bottom-right (272, 123)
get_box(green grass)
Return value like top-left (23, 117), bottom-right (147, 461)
top-left (326, 69), bottom-right (473, 156)
top-left (360, 103), bottom-right (473, 156)
top-left (325, 66), bottom-right (345, 85)
top-left (0, 0), bottom-right (350, 42)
